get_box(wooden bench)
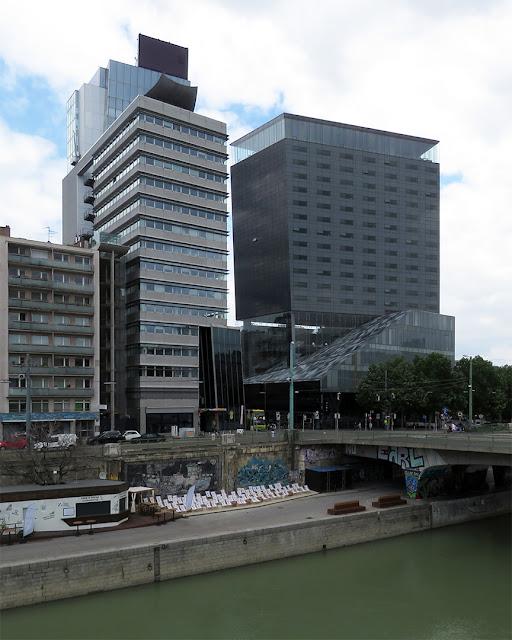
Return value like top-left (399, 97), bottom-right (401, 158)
top-left (327, 500), bottom-right (366, 516)
top-left (371, 494), bottom-right (407, 508)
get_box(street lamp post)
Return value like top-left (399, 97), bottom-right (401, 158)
top-left (289, 341), bottom-right (294, 430)
top-left (463, 355), bottom-right (473, 425)
top-left (468, 356), bottom-right (473, 425)
top-left (104, 382), bottom-right (116, 430)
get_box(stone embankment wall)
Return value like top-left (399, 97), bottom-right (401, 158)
top-left (1, 490), bottom-right (510, 610)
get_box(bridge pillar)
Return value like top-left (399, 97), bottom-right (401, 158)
top-left (492, 465), bottom-right (512, 488)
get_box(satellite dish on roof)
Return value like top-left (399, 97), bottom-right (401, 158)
top-left (99, 472), bottom-right (107, 480)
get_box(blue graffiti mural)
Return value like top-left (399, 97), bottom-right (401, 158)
top-left (237, 456), bottom-right (288, 488)
top-left (405, 471), bottom-right (420, 498)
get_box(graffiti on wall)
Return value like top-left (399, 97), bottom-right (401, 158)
top-left (302, 447), bottom-right (339, 467)
top-left (405, 469), bottom-right (421, 498)
top-left (237, 456), bottom-right (288, 488)
top-left (405, 466), bottom-right (451, 498)
top-left (377, 446), bottom-right (424, 469)
top-left (124, 457), bottom-right (220, 496)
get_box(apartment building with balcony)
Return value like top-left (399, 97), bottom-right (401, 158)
top-left (0, 227), bottom-right (100, 440)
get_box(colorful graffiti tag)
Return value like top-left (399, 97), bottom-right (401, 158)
top-left (405, 470), bottom-right (421, 498)
top-left (237, 456), bottom-right (288, 488)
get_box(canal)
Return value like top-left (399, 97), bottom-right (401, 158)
top-left (2, 515), bottom-right (510, 640)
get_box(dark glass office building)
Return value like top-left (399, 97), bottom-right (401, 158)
top-left (231, 114), bottom-right (454, 423)
top-left (199, 326), bottom-right (244, 431)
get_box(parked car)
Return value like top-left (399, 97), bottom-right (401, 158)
top-left (86, 430), bottom-right (124, 445)
top-left (34, 434), bottom-right (78, 450)
top-left (122, 430), bottom-right (141, 441)
top-left (133, 433), bottom-right (166, 443)
top-left (0, 435), bottom-right (27, 450)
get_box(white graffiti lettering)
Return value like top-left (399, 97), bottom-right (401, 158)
top-left (377, 446), bottom-right (424, 469)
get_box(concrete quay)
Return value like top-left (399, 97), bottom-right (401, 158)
top-left (1, 484), bottom-right (510, 610)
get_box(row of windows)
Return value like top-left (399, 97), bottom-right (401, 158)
top-left (93, 113), bottom-right (140, 166)
top-left (9, 269), bottom-right (91, 285)
top-left (94, 135), bottom-right (139, 182)
top-left (136, 366), bottom-right (198, 378)
top-left (291, 256), bottom-right (438, 271)
top-left (94, 157), bottom-right (139, 199)
top-left (9, 334), bottom-right (92, 347)
top-left (294, 178), bottom-right (436, 190)
top-left (292, 240), bottom-right (438, 254)
top-left (140, 166), bottom-right (226, 200)
top-left (8, 245), bottom-right (90, 264)
top-left (142, 198), bottom-right (225, 222)
top-left (95, 197), bottom-right (226, 236)
top-left (137, 302), bottom-right (227, 319)
top-left (291, 157), bottom-right (437, 175)
top-left (135, 260), bottom-right (227, 280)
top-left (94, 180), bottom-right (138, 217)
top-left (292, 194), bottom-right (436, 209)
top-left (8, 400), bottom-right (90, 413)
top-left (130, 345), bottom-right (199, 357)
top-left (9, 355), bottom-right (91, 368)
top-left (132, 281), bottom-right (227, 299)
top-left (117, 217), bottom-right (227, 245)
top-left (94, 174), bottom-right (226, 221)
top-left (9, 312), bottom-right (91, 326)
top-left (8, 290), bottom-right (91, 306)
top-left (142, 213), bottom-right (226, 240)
top-left (140, 112), bottom-right (226, 145)
top-left (294, 229), bottom-right (436, 243)
top-left (142, 155), bottom-right (225, 183)
top-left (293, 295), bottom-right (438, 309)
top-left (10, 377), bottom-right (92, 389)
top-left (292, 268), bottom-right (438, 283)
top-left (133, 239), bottom-right (227, 262)
top-left (130, 323), bottom-right (199, 337)
top-left (291, 148), bottom-right (434, 172)
top-left (141, 136), bottom-right (226, 168)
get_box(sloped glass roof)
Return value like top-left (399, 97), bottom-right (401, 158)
top-left (245, 311), bottom-right (408, 384)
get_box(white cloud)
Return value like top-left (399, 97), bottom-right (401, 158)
top-left (0, 0), bottom-right (511, 363)
top-left (0, 120), bottom-right (65, 243)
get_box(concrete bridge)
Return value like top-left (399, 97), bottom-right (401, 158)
top-left (290, 429), bottom-right (512, 498)
top-left (294, 429), bottom-right (511, 459)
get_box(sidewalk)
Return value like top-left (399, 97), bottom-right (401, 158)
top-left (0, 483), bottom-right (404, 566)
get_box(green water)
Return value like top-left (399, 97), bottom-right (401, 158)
top-left (2, 516), bottom-right (510, 640)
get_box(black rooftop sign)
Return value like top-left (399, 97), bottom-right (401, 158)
top-left (138, 34), bottom-right (188, 80)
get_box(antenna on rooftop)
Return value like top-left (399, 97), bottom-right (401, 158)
top-left (44, 227), bottom-right (57, 243)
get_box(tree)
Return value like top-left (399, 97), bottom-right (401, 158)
top-left (498, 365), bottom-right (512, 423)
top-left (453, 356), bottom-right (507, 421)
top-left (1, 429), bottom-right (90, 485)
top-left (411, 352), bottom-right (458, 423)
top-left (357, 352), bottom-right (459, 426)
top-left (356, 356), bottom-right (416, 427)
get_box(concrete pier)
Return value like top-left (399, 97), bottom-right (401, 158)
top-left (1, 485), bottom-right (510, 610)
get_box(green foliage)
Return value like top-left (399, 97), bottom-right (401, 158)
top-left (454, 357), bottom-right (507, 421)
top-left (357, 352), bottom-right (511, 422)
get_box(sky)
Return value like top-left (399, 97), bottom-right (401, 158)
top-left (0, 0), bottom-right (511, 365)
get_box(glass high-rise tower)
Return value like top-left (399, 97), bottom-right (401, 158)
top-left (230, 114), bottom-right (454, 422)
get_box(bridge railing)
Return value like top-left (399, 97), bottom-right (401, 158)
top-left (294, 429), bottom-right (512, 454)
